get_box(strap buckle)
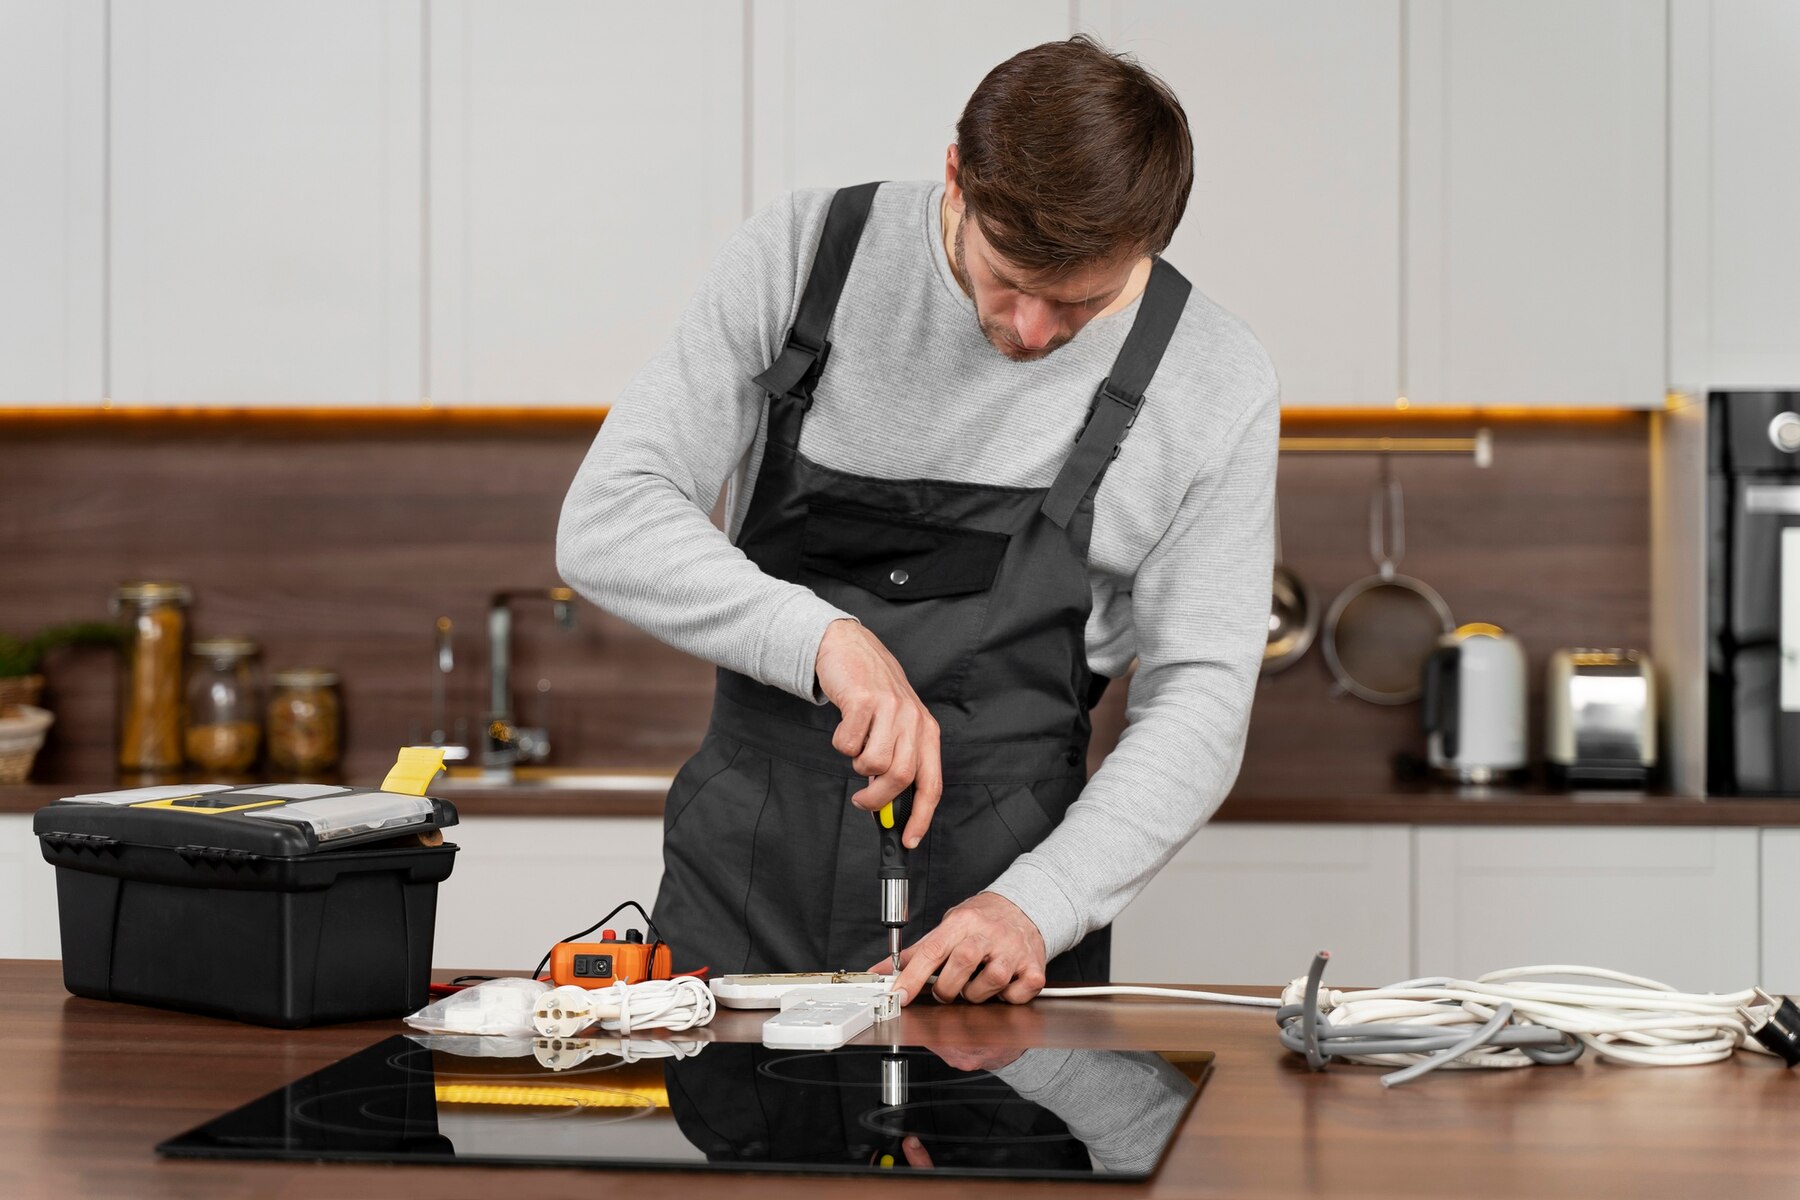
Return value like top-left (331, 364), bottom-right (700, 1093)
top-left (754, 331), bottom-right (832, 410)
top-left (1074, 378), bottom-right (1145, 461)
top-left (789, 333), bottom-right (831, 406)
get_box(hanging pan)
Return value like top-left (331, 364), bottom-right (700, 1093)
top-left (1321, 457), bottom-right (1454, 704)
top-left (1264, 493), bottom-right (1318, 674)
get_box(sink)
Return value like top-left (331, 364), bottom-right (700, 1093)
top-left (437, 767), bottom-right (675, 793)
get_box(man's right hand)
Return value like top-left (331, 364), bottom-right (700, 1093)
top-left (815, 619), bottom-right (941, 848)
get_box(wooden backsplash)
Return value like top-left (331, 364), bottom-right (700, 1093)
top-left (0, 412), bottom-right (1648, 791)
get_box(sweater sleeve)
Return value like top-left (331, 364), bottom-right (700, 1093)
top-left (984, 362), bottom-right (1280, 960)
top-left (555, 191), bottom-right (851, 700)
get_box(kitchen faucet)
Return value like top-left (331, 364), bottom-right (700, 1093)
top-left (427, 615), bottom-right (471, 762)
top-left (484, 586), bottom-right (576, 782)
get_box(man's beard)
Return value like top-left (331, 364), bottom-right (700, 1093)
top-left (953, 217), bottom-right (1072, 363)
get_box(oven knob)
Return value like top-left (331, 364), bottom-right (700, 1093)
top-left (1770, 412), bottom-right (1800, 453)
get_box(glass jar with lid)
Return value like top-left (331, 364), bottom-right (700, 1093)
top-left (266, 668), bottom-right (343, 776)
top-left (111, 581), bottom-right (193, 772)
top-left (184, 637), bottom-right (262, 774)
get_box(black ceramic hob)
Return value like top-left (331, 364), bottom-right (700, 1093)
top-left (158, 1033), bottom-right (1213, 1181)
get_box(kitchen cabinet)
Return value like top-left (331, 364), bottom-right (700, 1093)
top-left (429, 815), bottom-right (665, 972)
top-left (1670, 0), bottom-right (1800, 390)
top-left (1111, 823), bottom-right (1413, 985)
top-left (747, 1), bottom-right (1069, 207)
top-left (0, 815), bottom-right (63, 959)
top-left (427, 1), bottom-right (743, 407)
top-left (1404, 0), bottom-right (1666, 408)
top-left (6, 808), bottom-right (1798, 992)
top-left (1762, 829), bottom-right (1800, 992)
top-left (1414, 826), bottom-right (1760, 992)
top-left (1076, 1), bottom-right (1402, 409)
top-left (108, 0), bottom-right (421, 406)
top-left (0, 0), bottom-right (105, 407)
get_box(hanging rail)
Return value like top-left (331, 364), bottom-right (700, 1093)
top-left (1277, 428), bottom-right (1492, 468)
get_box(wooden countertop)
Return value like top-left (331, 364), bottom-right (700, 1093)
top-left (8, 776), bottom-right (1800, 824)
top-left (4, 959), bottom-right (1798, 1198)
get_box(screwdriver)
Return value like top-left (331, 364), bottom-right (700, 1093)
top-left (876, 788), bottom-right (912, 975)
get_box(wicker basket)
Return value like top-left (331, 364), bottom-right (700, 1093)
top-left (0, 704), bottom-right (54, 784)
top-left (0, 674), bottom-right (44, 709)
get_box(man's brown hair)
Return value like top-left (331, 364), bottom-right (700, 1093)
top-left (954, 35), bottom-right (1194, 276)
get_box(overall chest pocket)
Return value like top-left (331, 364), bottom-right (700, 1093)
top-left (800, 502), bottom-right (1011, 705)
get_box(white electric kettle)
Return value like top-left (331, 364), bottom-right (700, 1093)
top-left (1421, 623), bottom-right (1528, 784)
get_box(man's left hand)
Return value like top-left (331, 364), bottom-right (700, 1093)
top-left (874, 891), bottom-right (1048, 1005)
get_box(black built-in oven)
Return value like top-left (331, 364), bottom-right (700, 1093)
top-left (1709, 391), bottom-right (1800, 793)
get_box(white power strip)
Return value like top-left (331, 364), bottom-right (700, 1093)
top-left (761, 987), bottom-right (901, 1049)
top-left (711, 972), bottom-right (892, 1009)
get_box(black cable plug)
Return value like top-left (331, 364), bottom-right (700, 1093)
top-left (1739, 988), bottom-right (1800, 1067)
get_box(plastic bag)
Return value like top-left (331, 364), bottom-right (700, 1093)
top-left (404, 977), bottom-right (550, 1037)
top-left (406, 1034), bottom-right (537, 1059)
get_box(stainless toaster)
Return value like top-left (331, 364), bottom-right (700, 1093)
top-left (1545, 648), bottom-right (1657, 786)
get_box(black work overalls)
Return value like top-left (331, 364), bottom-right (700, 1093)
top-left (652, 182), bottom-right (1192, 982)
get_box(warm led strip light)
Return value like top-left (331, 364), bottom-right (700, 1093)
top-left (434, 1083), bottom-right (669, 1109)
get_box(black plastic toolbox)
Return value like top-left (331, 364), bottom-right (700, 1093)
top-left (32, 783), bottom-right (459, 1028)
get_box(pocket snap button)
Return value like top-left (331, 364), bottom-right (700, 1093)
top-left (889, 569), bottom-right (910, 586)
top-left (1065, 747), bottom-right (1082, 766)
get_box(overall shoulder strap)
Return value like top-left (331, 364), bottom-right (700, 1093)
top-left (752, 181), bottom-right (883, 447)
top-left (1041, 257), bottom-right (1194, 528)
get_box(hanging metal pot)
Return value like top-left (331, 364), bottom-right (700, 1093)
top-left (1264, 493), bottom-right (1318, 674)
top-left (1321, 457), bottom-right (1454, 704)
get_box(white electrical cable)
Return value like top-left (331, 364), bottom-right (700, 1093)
top-left (1272, 955), bottom-right (1779, 1084)
top-left (1038, 984), bottom-right (1282, 1008)
top-left (1031, 959), bottom-right (1786, 1086)
top-left (599, 975), bottom-right (716, 1034)
top-left (532, 976), bottom-right (716, 1039)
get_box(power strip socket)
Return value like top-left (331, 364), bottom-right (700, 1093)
top-left (763, 1000), bottom-right (876, 1049)
top-left (761, 988), bottom-right (900, 1050)
top-left (781, 985), bottom-right (900, 1023)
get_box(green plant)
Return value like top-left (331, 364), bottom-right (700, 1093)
top-left (0, 622), bottom-right (129, 679)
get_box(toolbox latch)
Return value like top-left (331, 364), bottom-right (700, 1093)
top-left (174, 844), bottom-right (266, 867)
top-left (40, 831), bottom-right (121, 854)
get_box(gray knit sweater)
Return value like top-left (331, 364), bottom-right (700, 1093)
top-left (556, 180), bottom-right (1278, 961)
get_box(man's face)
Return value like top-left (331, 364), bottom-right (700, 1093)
top-left (949, 192), bottom-right (1141, 364)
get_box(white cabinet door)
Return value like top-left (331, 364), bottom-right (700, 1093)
top-left (1079, 1), bottom-right (1402, 408)
top-left (0, 815), bottom-right (64, 959)
top-left (1415, 827), bottom-right (1759, 991)
top-left (431, 816), bottom-right (664, 972)
top-left (1762, 829), bottom-right (1800, 993)
top-left (1112, 823), bottom-right (1412, 986)
top-left (1670, 0), bottom-right (1800, 390)
top-left (1405, 1), bottom-right (1665, 408)
top-left (428, 2), bottom-right (742, 408)
top-left (748, 1), bottom-right (1070, 205)
top-left (109, 0), bottom-right (421, 406)
top-left (0, 0), bottom-right (104, 407)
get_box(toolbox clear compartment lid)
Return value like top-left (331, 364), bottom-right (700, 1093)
top-left (60, 783), bottom-right (237, 805)
top-left (243, 791), bottom-right (435, 842)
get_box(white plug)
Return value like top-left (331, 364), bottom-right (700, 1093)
top-left (533, 984), bottom-right (622, 1038)
top-left (533, 1036), bottom-right (598, 1071)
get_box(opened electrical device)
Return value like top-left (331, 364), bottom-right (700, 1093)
top-left (158, 1034), bottom-right (1214, 1181)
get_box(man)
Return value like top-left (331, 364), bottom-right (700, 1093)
top-left (556, 37), bottom-right (1277, 1006)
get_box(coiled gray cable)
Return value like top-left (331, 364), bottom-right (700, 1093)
top-left (1275, 952), bottom-right (1583, 1086)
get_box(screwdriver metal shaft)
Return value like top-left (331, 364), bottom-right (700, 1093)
top-left (877, 791), bottom-right (910, 975)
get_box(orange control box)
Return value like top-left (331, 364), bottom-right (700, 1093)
top-left (548, 932), bottom-right (672, 989)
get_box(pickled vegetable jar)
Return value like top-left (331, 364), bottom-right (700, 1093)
top-left (267, 667), bottom-right (342, 775)
top-left (185, 637), bottom-right (262, 773)
top-left (112, 582), bottom-right (192, 771)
